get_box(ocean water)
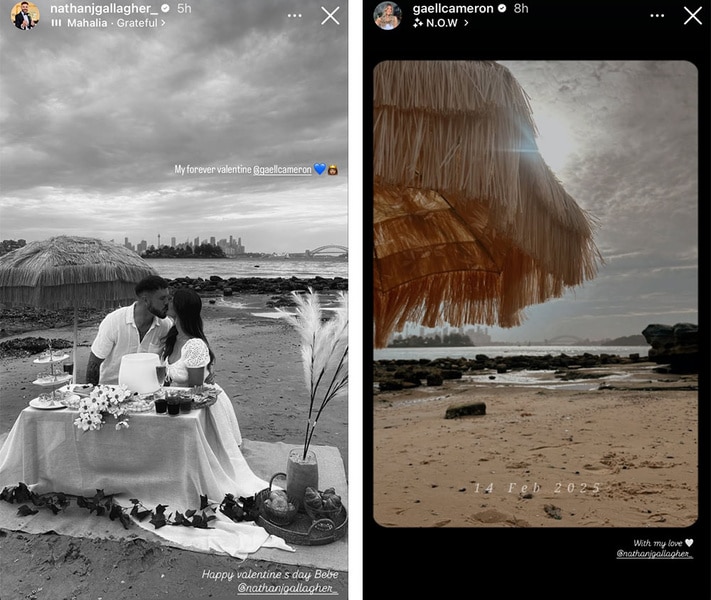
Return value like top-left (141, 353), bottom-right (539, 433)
top-left (373, 345), bottom-right (650, 361)
top-left (145, 257), bottom-right (348, 280)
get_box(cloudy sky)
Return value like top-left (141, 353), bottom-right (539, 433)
top-left (0, 1), bottom-right (348, 254)
top-left (396, 61), bottom-right (698, 343)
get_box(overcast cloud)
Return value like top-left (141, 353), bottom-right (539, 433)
top-left (0, 1), bottom-right (348, 253)
top-left (487, 61), bottom-right (698, 342)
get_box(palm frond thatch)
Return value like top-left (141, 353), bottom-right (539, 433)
top-left (0, 236), bottom-right (158, 309)
top-left (373, 61), bottom-right (601, 347)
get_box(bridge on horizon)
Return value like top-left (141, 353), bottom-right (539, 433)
top-left (305, 245), bottom-right (348, 257)
top-left (544, 335), bottom-right (586, 345)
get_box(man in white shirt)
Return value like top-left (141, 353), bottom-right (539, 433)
top-left (86, 275), bottom-right (173, 385)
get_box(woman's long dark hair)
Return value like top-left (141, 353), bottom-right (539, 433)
top-left (162, 288), bottom-right (215, 370)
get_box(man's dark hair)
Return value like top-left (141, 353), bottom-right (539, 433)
top-left (135, 275), bottom-right (169, 296)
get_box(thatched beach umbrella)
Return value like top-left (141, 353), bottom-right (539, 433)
top-left (0, 236), bottom-right (159, 381)
top-left (373, 61), bottom-right (601, 347)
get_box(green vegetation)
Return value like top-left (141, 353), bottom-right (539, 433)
top-left (388, 332), bottom-right (473, 347)
top-left (140, 243), bottom-right (226, 259)
top-left (0, 239), bottom-right (27, 256)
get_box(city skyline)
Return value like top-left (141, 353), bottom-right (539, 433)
top-left (122, 233), bottom-right (245, 257)
top-left (119, 233), bottom-right (345, 255)
top-left (0, 232), bottom-right (348, 258)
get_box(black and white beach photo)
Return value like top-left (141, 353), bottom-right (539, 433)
top-left (0, 2), bottom-right (350, 598)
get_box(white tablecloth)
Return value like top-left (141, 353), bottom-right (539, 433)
top-left (0, 397), bottom-right (266, 511)
top-left (0, 393), bottom-right (299, 557)
top-left (0, 439), bottom-right (348, 566)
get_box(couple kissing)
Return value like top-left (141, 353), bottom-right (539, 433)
top-left (85, 276), bottom-right (215, 388)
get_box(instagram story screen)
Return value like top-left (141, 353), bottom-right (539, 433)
top-left (0, 1), bottom-right (351, 597)
top-left (365, 1), bottom-right (709, 595)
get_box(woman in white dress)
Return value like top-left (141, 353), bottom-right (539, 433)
top-left (163, 287), bottom-right (214, 386)
top-left (161, 287), bottom-right (267, 496)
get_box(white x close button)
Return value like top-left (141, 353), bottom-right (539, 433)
top-left (321, 6), bottom-right (341, 25)
top-left (683, 6), bottom-right (703, 25)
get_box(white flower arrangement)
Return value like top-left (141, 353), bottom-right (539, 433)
top-left (73, 385), bottom-right (132, 431)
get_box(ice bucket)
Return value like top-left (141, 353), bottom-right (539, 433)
top-left (118, 353), bottom-right (161, 394)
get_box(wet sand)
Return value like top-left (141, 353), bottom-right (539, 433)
top-left (373, 364), bottom-right (697, 528)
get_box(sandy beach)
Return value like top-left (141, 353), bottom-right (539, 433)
top-left (0, 292), bottom-right (349, 599)
top-left (373, 363), bottom-right (697, 528)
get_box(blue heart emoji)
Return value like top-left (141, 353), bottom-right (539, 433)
top-left (314, 163), bottom-right (326, 175)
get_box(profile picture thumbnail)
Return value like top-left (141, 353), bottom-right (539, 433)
top-left (11, 1), bottom-right (39, 30)
top-left (374, 2), bottom-right (401, 30)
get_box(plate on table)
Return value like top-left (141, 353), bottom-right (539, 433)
top-left (59, 394), bottom-right (82, 409)
top-left (123, 398), bottom-right (155, 412)
top-left (57, 384), bottom-right (95, 397)
top-left (71, 383), bottom-right (95, 397)
top-left (32, 374), bottom-right (73, 386)
top-left (29, 398), bottom-right (68, 410)
top-left (33, 353), bottom-right (70, 364)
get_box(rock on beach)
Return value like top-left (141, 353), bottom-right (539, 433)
top-left (642, 322), bottom-right (699, 373)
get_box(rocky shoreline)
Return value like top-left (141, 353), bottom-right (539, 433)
top-left (374, 321), bottom-right (699, 391)
top-left (166, 275), bottom-right (348, 295)
top-left (374, 351), bottom-right (650, 391)
top-left (0, 276), bottom-right (348, 339)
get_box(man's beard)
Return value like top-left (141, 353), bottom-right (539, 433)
top-left (148, 305), bottom-right (168, 319)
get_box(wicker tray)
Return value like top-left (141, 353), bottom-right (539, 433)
top-left (255, 473), bottom-right (348, 546)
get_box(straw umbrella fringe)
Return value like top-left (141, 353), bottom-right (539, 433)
top-left (373, 61), bottom-right (602, 347)
top-left (0, 236), bottom-right (159, 382)
top-left (0, 237), bottom-right (157, 308)
top-left (374, 61), bottom-right (599, 269)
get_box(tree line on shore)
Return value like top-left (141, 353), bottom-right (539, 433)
top-left (140, 243), bottom-right (226, 259)
top-left (388, 332), bottom-right (474, 347)
top-left (388, 332), bottom-right (648, 347)
top-left (0, 239), bottom-right (26, 256)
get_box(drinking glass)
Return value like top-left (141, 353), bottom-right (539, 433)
top-left (167, 397), bottom-right (180, 415)
top-left (156, 364), bottom-right (167, 387)
top-left (154, 396), bottom-right (168, 413)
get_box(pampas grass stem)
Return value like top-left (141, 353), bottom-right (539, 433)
top-left (277, 288), bottom-right (348, 460)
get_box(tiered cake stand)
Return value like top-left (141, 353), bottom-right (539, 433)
top-left (31, 347), bottom-right (73, 405)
